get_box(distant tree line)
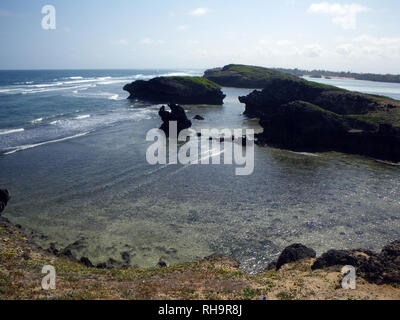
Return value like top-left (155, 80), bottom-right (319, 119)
top-left (273, 68), bottom-right (400, 84)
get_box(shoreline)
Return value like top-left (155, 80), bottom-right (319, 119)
top-left (1, 215), bottom-right (399, 300)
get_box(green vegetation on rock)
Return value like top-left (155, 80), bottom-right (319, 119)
top-left (168, 76), bottom-right (222, 90)
top-left (204, 64), bottom-right (301, 88)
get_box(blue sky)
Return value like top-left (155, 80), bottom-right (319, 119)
top-left (0, 0), bottom-right (400, 73)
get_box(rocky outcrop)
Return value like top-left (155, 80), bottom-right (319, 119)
top-left (275, 244), bottom-right (316, 270)
top-left (357, 240), bottom-right (400, 284)
top-left (238, 77), bottom-right (381, 118)
top-left (158, 104), bottom-right (192, 137)
top-left (311, 240), bottom-right (400, 285)
top-left (256, 100), bottom-right (400, 162)
top-left (204, 64), bottom-right (300, 88)
top-left (311, 249), bottom-right (375, 270)
top-left (271, 240), bottom-right (400, 285)
top-left (123, 76), bottom-right (225, 105)
top-left (0, 189), bottom-right (10, 214)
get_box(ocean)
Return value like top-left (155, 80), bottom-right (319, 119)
top-left (1, 70), bottom-right (400, 273)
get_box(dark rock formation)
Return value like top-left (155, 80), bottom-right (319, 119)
top-left (0, 189), bottom-right (11, 214)
top-left (269, 240), bottom-right (400, 285)
top-left (123, 76), bottom-right (225, 105)
top-left (193, 115), bottom-right (205, 120)
top-left (311, 240), bottom-right (400, 285)
top-left (357, 240), bottom-right (400, 284)
top-left (238, 77), bottom-right (379, 118)
top-left (59, 248), bottom-right (78, 262)
top-left (157, 259), bottom-right (168, 268)
top-left (159, 104), bottom-right (192, 137)
top-left (311, 249), bottom-right (373, 270)
top-left (274, 244), bottom-right (316, 270)
top-left (121, 252), bottom-right (131, 264)
top-left (254, 100), bottom-right (400, 162)
top-left (80, 257), bottom-right (94, 267)
top-left (96, 258), bottom-right (129, 269)
top-left (204, 64), bottom-right (300, 89)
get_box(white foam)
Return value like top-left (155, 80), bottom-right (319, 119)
top-left (31, 82), bottom-right (64, 88)
top-left (31, 118), bottom-right (43, 124)
top-left (75, 114), bottom-right (91, 120)
top-left (0, 128), bottom-right (25, 135)
top-left (4, 132), bottom-right (91, 155)
top-left (289, 151), bottom-right (319, 157)
top-left (68, 76), bottom-right (83, 80)
top-left (109, 94), bottom-right (119, 100)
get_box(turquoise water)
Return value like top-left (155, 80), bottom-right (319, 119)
top-left (1, 71), bottom-right (400, 273)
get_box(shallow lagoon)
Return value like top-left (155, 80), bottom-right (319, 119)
top-left (1, 72), bottom-right (400, 273)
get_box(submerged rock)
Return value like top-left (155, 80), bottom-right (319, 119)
top-left (157, 259), bottom-right (168, 268)
top-left (193, 115), bottom-right (205, 120)
top-left (123, 76), bottom-right (225, 105)
top-left (273, 243), bottom-right (316, 270)
top-left (159, 104), bottom-right (192, 137)
top-left (0, 189), bottom-right (11, 214)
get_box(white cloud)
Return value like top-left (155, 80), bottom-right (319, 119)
top-left (353, 35), bottom-right (400, 46)
top-left (139, 38), bottom-right (166, 45)
top-left (336, 43), bottom-right (353, 56)
top-left (277, 40), bottom-right (294, 46)
top-left (303, 44), bottom-right (323, 58)
top-left (335, 35), bottom-right (400, 59)
top-left (189, 8), bottom-right (208, 16)
top-left (308, 2), bottom-right (369, 29)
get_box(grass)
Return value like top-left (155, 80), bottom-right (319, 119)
top-left (206, 64), bottom-right (299, 82)
top-left (167, 76), bottom-right (222, 90)
top-left (1, 218), bottom-right (400, 300)
top-left (205, 64), bottom-right (346, 91)
top-left (349, 107), bottom-right (400, 127)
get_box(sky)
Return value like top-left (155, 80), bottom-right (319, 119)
top-left (0, 0), bottom-right (400, 73)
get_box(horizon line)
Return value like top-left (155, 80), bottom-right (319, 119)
top-left (0, 66), bottom-right (399, 76)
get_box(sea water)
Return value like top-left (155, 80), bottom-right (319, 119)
top-left (1, 70), bottom-right (399, 273)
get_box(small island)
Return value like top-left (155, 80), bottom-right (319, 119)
top-left (235, 71), bottom-right (400, 162)
top-left (123, 76), bottom-right (226, 105)
top-left (203, 64), bottom-right (299, 88)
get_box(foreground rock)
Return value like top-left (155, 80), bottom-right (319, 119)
top-left (272, 240), bottom-right (400, 285)
top-left (123, 76), bottom-right (225, 105)
top-left (158, 104), bottom-right (192, 137)
top-left (312, 243), bottom-right (400, 285)
top-left (275, 244), bottom-right (316, 270)
top-left (0, 189), bottom-right (10, 214)
top-left (204, 64), bottom-right (299, 88)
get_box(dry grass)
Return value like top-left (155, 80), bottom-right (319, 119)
top-left (1, 219), bottom-right (399, 300)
